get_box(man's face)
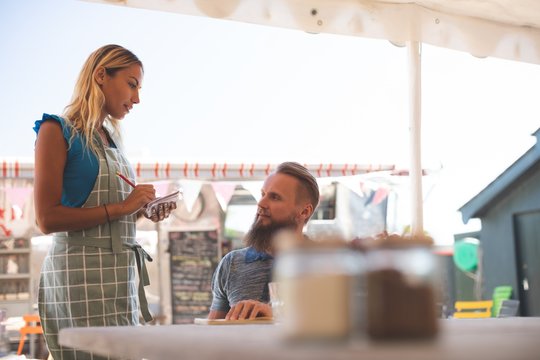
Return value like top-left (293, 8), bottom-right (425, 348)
top-left (245, 173), bottom-right (305, 253)
top-left (255, 173), bottom-right (304, 228)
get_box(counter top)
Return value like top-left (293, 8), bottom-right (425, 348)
top-left (59, 317), bottom-right (540, 360)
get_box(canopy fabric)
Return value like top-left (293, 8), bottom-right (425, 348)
top-left (89, 0), bottom-right (540, 64)
top-left (81, 0), bottom-right (540, 238)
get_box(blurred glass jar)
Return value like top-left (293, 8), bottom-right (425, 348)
top-left (0, 309), bottom-right (9, 356)
top-left (273, 236), bottom-right (364, 341)
top-left (365, 234), bottom-right (439, 340)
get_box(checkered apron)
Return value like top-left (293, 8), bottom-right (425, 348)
top-left (38, 135), bottom-right (153, 360)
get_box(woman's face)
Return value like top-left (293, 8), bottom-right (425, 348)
top-left (100, 63), bottom-right (143, 120)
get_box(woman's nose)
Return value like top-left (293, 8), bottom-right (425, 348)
top-left (132, 90), bottom-right (140, 104)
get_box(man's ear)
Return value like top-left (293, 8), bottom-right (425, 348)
top-left (300, 203), bottom-right (314, 221)
top-left (94, 66), bottom-right (106, 85)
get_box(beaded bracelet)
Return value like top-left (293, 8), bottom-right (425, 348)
top-left (103, 204), bottom-right (111, 222)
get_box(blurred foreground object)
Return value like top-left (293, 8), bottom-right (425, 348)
top-left (273, 233), bottom-right (363, 341)
top-left (365, 233), bottom-right (439, 339)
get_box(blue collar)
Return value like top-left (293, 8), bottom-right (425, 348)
top-left (245, 247), bottom-right (273, 263)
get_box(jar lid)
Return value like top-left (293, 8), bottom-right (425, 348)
top-left (274, 230), bottom-right (350, 254)
top-left (368, 233), bottom-right (434, 249)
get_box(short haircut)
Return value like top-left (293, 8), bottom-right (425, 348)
top-left (275, 162), bottom-right (319, 220)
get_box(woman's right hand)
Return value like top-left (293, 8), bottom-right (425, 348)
top-left (122, 184), bottom-right (156, 215)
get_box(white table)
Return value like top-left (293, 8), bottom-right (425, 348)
top-left (59, 317), bottom-right (540, 360)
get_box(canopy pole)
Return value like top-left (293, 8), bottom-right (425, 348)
top-left (407, 41), bottom-right (424, 237)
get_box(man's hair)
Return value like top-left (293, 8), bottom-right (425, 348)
top-left (275, 162), bottom-right (319, 222)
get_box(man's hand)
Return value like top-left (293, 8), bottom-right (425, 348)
top-left (226, 300), bottom-right (272, 320)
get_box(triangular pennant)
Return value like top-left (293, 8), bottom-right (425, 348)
top-left (210, 182), bottom-right (237, 211)
top-left (0, 224), bottom-right (12, 237)
top-left (240, 181), bottom-right (263, 203)
top-left (178, 180), bottom-right (203, 213)
top-left (150, 181), bottom-right (171, 198)
top-left (5, 187), bottom-right (32, 211)
top-left (372, 187), bottom-right (390, 205)
top-left (337, 176), bottom-right (367, 198)
top-left (364, 189), bottom-right (376, 206)
top-left (315, 176), bottom-right (334, 192)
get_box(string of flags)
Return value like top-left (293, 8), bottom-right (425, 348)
top-left (0, 160), bottom-right (432, 233)
top-left (0, 178), bottom-right (394, 230)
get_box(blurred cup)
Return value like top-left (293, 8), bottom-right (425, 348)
top-left (268, 282), bottom-right (283, 322)
top-left (365, 234), bottom-right (438, 340)
top-left (273, 235), bottom-right (364, 341)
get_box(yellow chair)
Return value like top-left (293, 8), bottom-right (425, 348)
top-left (453, 300), bottom-right (493, 318)
top-left (17, 314), bottom-right (43, 355)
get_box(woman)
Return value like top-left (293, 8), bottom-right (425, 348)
top-left (34, 44), bottom-right (174, 359)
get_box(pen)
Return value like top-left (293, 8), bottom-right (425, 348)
top-left (116, 171), bottom-right (136, 188)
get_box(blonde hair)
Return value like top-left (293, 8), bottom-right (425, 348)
top-left (63, 44), bottom-right (143, 155)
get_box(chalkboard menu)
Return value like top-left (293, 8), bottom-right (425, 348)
top-left (169, 230), bottom-right (220, 324)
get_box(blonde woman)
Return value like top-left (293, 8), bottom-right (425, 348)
top-left (34, 44), bottom-right (174, 359)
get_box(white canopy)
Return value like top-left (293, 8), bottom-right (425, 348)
top-left (83, 0), bottom-right (540, 236)
top-left (89, 0), bottom-right (540, 64)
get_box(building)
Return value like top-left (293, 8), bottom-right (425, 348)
top-left (459, 129), bottom-right (540, 316)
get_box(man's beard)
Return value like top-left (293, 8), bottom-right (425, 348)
top-left (245, 214), bottom-right (298, 253)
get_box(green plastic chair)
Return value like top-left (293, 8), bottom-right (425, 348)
top-left (491, 286), bottom-right (512, 317)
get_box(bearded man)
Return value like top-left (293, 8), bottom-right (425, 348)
top-left (208, 162), bottom-right (319, 320)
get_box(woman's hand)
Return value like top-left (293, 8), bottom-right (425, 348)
top-left (144, 201), bottom-right (177, 223)
top-left (122, 184), bottom-right (156, 215)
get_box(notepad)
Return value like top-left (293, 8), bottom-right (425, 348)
top-left (143, 190), bottom-right (181, 218)
top-left (194, 317), bottom-right (274, 325)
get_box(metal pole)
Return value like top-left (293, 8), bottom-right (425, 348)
top-left (407, 41), bottom-right (424, 237)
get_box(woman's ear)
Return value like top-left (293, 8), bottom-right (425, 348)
top-left (94, 66), bottom-right (106, 85)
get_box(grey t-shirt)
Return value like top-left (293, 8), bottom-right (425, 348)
top-left (210, 247), bottom-right (274, 312)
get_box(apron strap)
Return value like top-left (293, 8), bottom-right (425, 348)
top-left (126, 243), bottom-right (153, 322)
top-left (103, 149), bottom-right (123, 254)
top-left (53, 236), bottom-right (154, 323)
top-left (95, 134), bottom-right (123, 254)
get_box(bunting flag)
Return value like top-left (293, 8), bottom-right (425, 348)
top-left (4, 187), bottom-right (33, 220)
top-left (11, 206), bottom-right (22, 220)
top-left (210, 182), bottom-right (237, 211)
top-left (372, 186), bottom-right (390, 206)
top-left (150, 181), bottom-right (172, 198)
top-left (337, 177), bottom-right (368, 198)
top-left (0, 224), bottom-right (12, 237)
top-left (178, 180), bottom-right (203, 213)
top-left (364, 189), bottom-right (376, 207)
top-left (315, 177), bottom-right (335, 189)
top-left (240, 181), bottom-right (263, 203)
top-left (363, 186), bottom-right (390, 207)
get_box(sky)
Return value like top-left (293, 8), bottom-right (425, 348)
top-left (1, 0), bottom-right (540, 244)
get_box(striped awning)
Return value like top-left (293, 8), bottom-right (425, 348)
top-left (1, 160), bottom-right (404, 181)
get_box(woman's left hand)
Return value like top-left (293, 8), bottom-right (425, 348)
top-left (145, 201), bottom-right (177, 222)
